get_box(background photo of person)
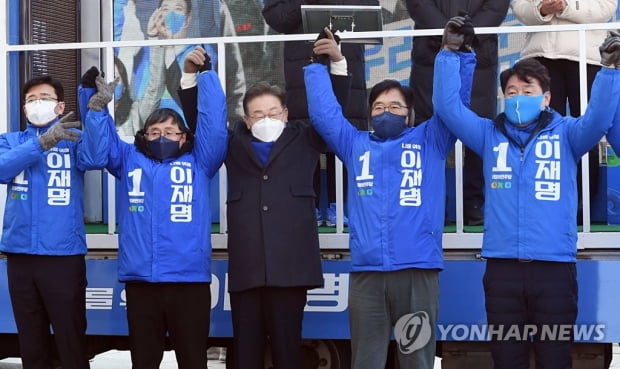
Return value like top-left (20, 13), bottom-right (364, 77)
top-left (113, 0), bottom-right (246, 133)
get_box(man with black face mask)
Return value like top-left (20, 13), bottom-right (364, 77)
top-left (303, 27), bottom-right (476, 369)
top-left (79, 65), bottom-right (227, 369)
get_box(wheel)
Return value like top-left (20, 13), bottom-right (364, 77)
top-left (262, 339), bottom-right (351, 369)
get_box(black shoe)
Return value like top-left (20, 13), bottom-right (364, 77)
top-left (465, 206), bottom-right (484, 226)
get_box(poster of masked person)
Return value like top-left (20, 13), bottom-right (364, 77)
top-left (114, 0), bottom-right (245, 134)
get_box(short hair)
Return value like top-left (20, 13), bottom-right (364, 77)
top-left (500, 58), bottom-right (551, 94)
top-left (22, 76), bottom-right (64, 102)
top-left (144, 108), bottom-right (190, 133)
top-left (158, 0), bottom-right (192, 14)
top-left (242, 81), bottom-right (286, 115)
top-left (368, 79), bottom-right (415, 126)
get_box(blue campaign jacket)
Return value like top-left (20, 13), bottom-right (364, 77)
top-left (81, 71), bottom-right (227, 282)
top-left (303, 53), bottom-right (475, 272)
top-left (433, 49), bottom-right (620, 262)
top-left (0, 114), bottom-right (109, 255)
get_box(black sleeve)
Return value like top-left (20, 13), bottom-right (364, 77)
top-left (178, 86), bottom-right (198, 134)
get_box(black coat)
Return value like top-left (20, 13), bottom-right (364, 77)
top-left (178, 73), bottom-right (350, 292)
top-left (262, 0), bottom-right (377, 130)
top-left (406, 0), bottom-right (510, 122)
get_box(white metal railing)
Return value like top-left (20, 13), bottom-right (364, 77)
top-left (2, 5), bottom-right (620, 249)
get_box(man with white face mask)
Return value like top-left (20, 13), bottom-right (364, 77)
top-left (178, 41), bottom-right (349, 368)
top-left (0, 75), bottom-right (109, 369)
top-left (434, 21), bottom-right (620, 369)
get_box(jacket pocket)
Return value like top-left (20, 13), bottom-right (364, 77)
top-left (289, 185), bottom-right (317, 198)
top-left (226, 191), bottom-right (242, 204)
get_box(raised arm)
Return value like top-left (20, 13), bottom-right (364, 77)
top-left (567, 31), bottom-right (620, 155)
top-left (432, 17), bottom-right (491, 154)
top-left (195, 70), bottom-right (228, 178)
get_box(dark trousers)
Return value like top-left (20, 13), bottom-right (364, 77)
top-left (230, 286), bottom-right (307, 369)
top-left (483, 259), bottom-right (578, 369)
top-left (125, 282), bottom-right (211, 369)
top-left (314, 152), bottom-right (348, 206)
top-left (536, 57), bottom-right (601, 202)
top-left (6, 253), bottom-right (89, 369)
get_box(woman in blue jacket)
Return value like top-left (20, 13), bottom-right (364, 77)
top-left (304, 32), bottom-right (476, 369)
top-left (433, 21), bottom-right (620, 369)
top-left (80, 67), bottom-right (227, 369)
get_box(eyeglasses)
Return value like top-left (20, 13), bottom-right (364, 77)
top-left (144, 130), bottom-right (185, 139)
top-left (25, 97), bottom-right (58, 105)
top-left (371, 103), bottom-right (408, 115)
top-left (248, 110), bottom-right (284, 121)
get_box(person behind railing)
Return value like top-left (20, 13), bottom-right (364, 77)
top-left (304, 26), bottom-right (476, 369)
top-left (0, 76), bottom-right (108, 369)
top-left (512, 0), bottom-right (618, 224)
top-left (79, 63), bottom-right (227, 369)
top-left (262, 0), bottom-right (378, 228)
top-left (406, 0), bottom-right (510, 226)
top-left (178, 39), bottom-right (350, 368)
top-left (433, 17), bottom-right (620, 369)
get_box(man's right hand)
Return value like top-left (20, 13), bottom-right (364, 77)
top-left (442, 16), bottom-right (466, 52)
top-left (184, 46), bottom-right (210, 73)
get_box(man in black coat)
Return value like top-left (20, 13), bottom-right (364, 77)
top-left (406, 0), bottom-right (510, 225)
top-left (262, 0), bottom-right (376, 227)
top-left (178, 40), bottom-right (350, 368)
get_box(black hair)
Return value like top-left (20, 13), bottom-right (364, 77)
top-left (158, 0), bottom-right (192, 13)
top-left (242, 81), bottom-right (286, 116)
top-left (114, 56), bottom-right (134, 125)
top-left (368, 79), bottom-right (415, 127)
top-left (22, 75), bottom-right (64, 102)
top-left (500, 58), bottom-right (551, 94)
top-left (134, 108), bottom-right (194, 159)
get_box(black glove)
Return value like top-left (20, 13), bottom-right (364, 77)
top-left (458, 11), bottom-right (475, 52)
top-left (198, 45), bottom-right (212, 72)
top-left (81, 66), bottom-right (100, 88)
top-left (38, 112), bottom-right (81, 151)
top-left (88, 76), bottom-right (120, 111)
top-left (311, 28), bottom-right (341, 65)
top-left (600, 30), bottom-right (620, 68)
top-left (442, 16), bottom-right (466, 52)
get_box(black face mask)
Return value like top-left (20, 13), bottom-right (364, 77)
top-left (371, 112), bottom-right (407, 139)
top-left (147, 136), bottom-right (181, 160)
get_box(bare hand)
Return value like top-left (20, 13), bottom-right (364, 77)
top-left (539, 0), bottom-right (566, 16)
top-left (183, 46), bottom-right (207, 73)
top-left (312, 28), bottom-right (344, 62)
top-left (147, 8), bottom-right (173, 39)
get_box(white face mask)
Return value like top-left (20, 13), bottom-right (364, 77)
top-left (25, 100), bottom-right (58, 126)
top-left (251, 117), bottom-right (285, 142)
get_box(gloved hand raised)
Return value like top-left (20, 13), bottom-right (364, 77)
top-left (88, 76), bottom-right (120, 111)
top-left (458, 11), bottom-right (475, 52)
top-left (442, 15), bottom-right (467, 52)
top-left (311, 27), bottom-right (342, 65)
top-left (184, 45), bottom-right (211, 73)
top-left (600, 30), bottom-right (620, 68)
top-left (38, 112), bottom-right (81, 151)
top-left (81, 66), bottom-right (100, 88)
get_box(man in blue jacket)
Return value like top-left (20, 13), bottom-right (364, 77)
top-left (80, 64), bottom-right (227, 369)
top-left (433, 20), bottom-right (620, 369)
top-left (303, 26), bottom-right (476, 369)
top-left (0, 75), bottom-right (108, 369)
